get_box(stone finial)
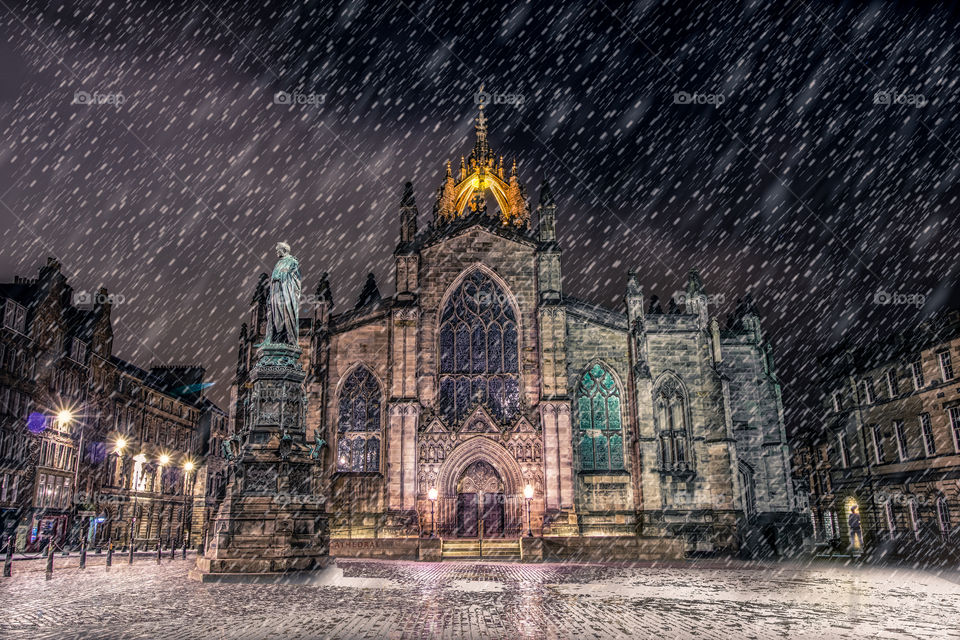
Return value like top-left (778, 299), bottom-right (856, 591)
top-left (355, 273), bottom-right (381, 309)
top-left (315, 272), bottom-right (333, 306)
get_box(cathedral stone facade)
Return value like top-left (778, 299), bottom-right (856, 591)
top-left (230, 107), bottom-right (803, 559)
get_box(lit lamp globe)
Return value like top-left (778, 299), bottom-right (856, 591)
top-left (115, 438), bottom-right (127, 453)
top-left (183, 461), bottom-right (195, 472)
top-left (158, 454), bottom-right (170, 466)
top-left (428, 488), bottom-right (438, 501)
top-left (524, 484), bottom-right (534, 500)
top-left (56, 409), bottom-right (74, 428)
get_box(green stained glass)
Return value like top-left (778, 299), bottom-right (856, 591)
top-left (575, 362), bottom-right (624, 472)
top-left (601, 372), bottom-right (615, 390)
top-left (579, 434), bottom-right (594, 470)
top-left (592, 395), bottom-right (606, 429)
top-left (607, 396), bottom-right (621, 429)
top-left (578, 397), bottom-right (592, 430)
top-left (594, 434), bottom-right (609, 469)
top-left (609, 434), bottom-right (624, 469)
top-left (580, 371), bottom-right (595, 391)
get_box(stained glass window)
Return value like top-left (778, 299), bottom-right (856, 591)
top-left (576, 363), bottom-right (625, 471)
top-left (655, 375), bottom-right (690, 471)
top-left (438, 270), bottom-right (521, 425)
top-left (336, 366), bottom-right (382, 472)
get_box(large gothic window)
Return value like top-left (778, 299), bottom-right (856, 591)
top-left (655, 375), bottom-right (691, 472)
top-left (438, 270), bottom-right (521, 425)
top-left (336, 367), bottom-right (382, 472)
top-left (576, 363), bottom-right (624, 471)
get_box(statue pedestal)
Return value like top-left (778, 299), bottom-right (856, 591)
top-left (191, 342), bottom-right (332, 582)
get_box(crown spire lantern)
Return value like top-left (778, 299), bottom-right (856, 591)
top-left (434, 92), bottom-right (530, 228)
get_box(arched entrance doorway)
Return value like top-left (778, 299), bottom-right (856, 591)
top-left (455, 460), bottom-right (504, 538)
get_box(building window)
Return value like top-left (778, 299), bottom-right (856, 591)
top-left (950, 407), bottom-right (960, 454)
top-left (937, 498), bottom-right (952, 536)
top-left (654, 374), bottom-right (691, 472)
top-left (438, 270), bottom-right (520, 426)
top-left (886, 369), bottom-right (898, 398)
top-left (69, 339), bottom-right (87, 364)
top-left (885, 501), bottom-right (896, 536)
top-left (575, 363), bottom-right (624, 472)
top-left (3, 299), bottom-right (26, 333)
top-left (894, 420), bottom-right (908, 461)
top-left (335, 366), bottom-right (382, 473)
top-left (872, 424), bottom-right (885, 464)
top-left (911, 360), bottom-right (925, 390)
top-left (860, 378), bottom-right (876, 404)
top-left (832, 392), bottom-right (843, 412)
top-left (919, 413), bottom-right (935, 457)
top-left (909, 500), bottom-right (920, 540)
top-left (939, 351), bottom-right (955, 382)
top-left (837, 432), bottom-right (849, 467)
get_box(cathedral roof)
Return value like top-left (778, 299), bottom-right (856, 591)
top-left (431, 93), bottom-right (531, 233)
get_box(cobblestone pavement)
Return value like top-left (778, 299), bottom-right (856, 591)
top-left (1, 557), bottom-right (959, 639)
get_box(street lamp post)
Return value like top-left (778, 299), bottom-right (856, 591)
top-left (181, 461), bottom-right (194, 559)
top-left (157, 455), bottom-right (170, 550)
top-left (56, 409), bottom-right (84, 558)
top-left (428, 488), bottom-right (438, 538)
top-left (524, 484), bottom-right (534, 537)
top-left (129, 453), bottom-right (146, 564)
top-left (112, 438), bottom-right (126, 553)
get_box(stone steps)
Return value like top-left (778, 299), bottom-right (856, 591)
top-left (441, 539), bottom-right (521, 560)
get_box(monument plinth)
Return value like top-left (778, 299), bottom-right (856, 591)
top-left (191, 243), bottom-right (331, 582)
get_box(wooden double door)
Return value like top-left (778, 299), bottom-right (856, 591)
top-left (454, 460), bottom-right (505, 538)
top-left (455, 492), bottom-right (504, 538)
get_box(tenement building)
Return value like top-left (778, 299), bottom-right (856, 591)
top-left (231, 107), bottom-right (802, 559)
top-left (0, 258), bottom-right (225, 552)
top-left (805, 309), bottom-right (960, 561)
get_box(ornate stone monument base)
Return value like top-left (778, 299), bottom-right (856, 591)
top-left (190, 341), bottom-right (332, 582)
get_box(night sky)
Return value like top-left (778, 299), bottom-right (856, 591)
top-left (0, 0), bottom-right (958, 435)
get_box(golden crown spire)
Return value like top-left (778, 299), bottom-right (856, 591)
top-left (434, 94), bottom-right (530, 228)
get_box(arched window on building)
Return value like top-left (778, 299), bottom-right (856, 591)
top-left (336, 366), bottom-right (382, 473)
top-left (654, 374), bottom-right (691, 472)
top-left (575, 363), bottom-right (624, 472)
top-left (937, 497), bottom-right (952, 536)
top-left (908, 499), bottom-right (921, 540)
top-left (438, 270), bottom-right (521, 426)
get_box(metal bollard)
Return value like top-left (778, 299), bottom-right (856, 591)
top-left (106, 542), bottom-right (113, 567)
top-left (182, 538), bottom-right (187, 560)
top-left (79, 539), bottom-right (87, 570)
top-left (169, 544), bottom-right (175, 560)
top-left (45, 544), bottom-right (54, 580)
top-left (3, 536), bottom-right (13, 577)
top-left (156, 541), bottom-right (161, 565)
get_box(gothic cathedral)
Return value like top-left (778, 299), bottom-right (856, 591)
top-left (230, 105), bottom-right (803, 558)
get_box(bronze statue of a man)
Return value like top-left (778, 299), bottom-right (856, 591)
top-left (267, 242), bottom-right (301, 345)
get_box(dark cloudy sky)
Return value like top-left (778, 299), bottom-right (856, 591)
top-left (0, 0), bottom-right (958, 434)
